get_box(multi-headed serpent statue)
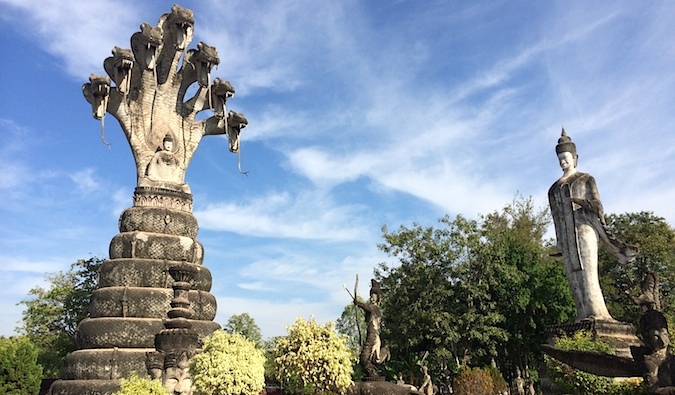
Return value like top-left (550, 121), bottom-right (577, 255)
top-left (50, 5), bottom-right (246, 395)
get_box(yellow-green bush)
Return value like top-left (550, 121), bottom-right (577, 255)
top-left (274, 317), bottom-right (353, 395)
top-left (190, 331), bottom-right (266, 395)
top-left (111, 372), bottom-right (165, 395)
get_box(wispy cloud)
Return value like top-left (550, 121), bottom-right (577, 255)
top-left (195, 190), bottom-right (371, 241)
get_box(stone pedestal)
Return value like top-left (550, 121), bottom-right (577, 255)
top-left (50, 188), bottom-right (220, 395)
top-left (546, 318), bottom-right (642, 358)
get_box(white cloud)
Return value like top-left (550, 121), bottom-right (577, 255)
top-left (195, 190), bottom-right (371, 241)
top-left (69, 168), bottom-right (100, 192)
top-left (0, 0), bottom-right (145, 78)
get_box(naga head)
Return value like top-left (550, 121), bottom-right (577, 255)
top-left (131, 23), bottom-right (163, 71)
top-left (82, 74), bottom-right (111, 120)
top-left (103, 46), bottom-right (134, 94)
top-left (160, 4), bottom-right (194, 51)
top-left (186, 42), bottom-right (220, 88)
top-left (226, 110), bottom-right (247, 153)
top-left (211, 78), bottom-right (235, 118)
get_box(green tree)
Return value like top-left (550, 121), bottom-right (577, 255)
top-left (336, 298), bottom-right (367, 354)
top-left (0, 336), bottom-right (43, 395)
top-left (336, 299), bottom-right (368, 381)
top-left (274, 317), bottom-right (353, 395)
top-left (18, 257), bottom-right (102, 377)
top-left (223, 313), bottom-right (263, 348)
top-left (479, 199), bottom-right (575, 379)
top-left (376, 197), bottom-right (574, 384)
top-left (190, 331), bottom-right (266, 395)
top-left (598, 212), bottom-right (675, 325)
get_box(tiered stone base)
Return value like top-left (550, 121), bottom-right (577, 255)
top-left (51, 187), bottom-right (220, 395)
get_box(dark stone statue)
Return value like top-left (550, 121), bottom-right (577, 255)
top-left (354, 279), bottom-right (391, 380)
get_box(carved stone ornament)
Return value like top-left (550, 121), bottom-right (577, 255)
top-left (50, 6), bottom-right (231, 395)
top-left (82, 4), bottom-right (247, 194)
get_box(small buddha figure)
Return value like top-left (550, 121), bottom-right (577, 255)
top-left (147, 133), bottom-right (181, 183)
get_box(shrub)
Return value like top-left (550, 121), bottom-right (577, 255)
top-left (190, 330), bottom-right (266, 395)
top-left (111, 372), bottom-right (165, 395)
top-left (274, 317), bottom-right (353, 395)
top-left (545, 331), bottom-right (616, 395)
top-left (0, 336), bottom-right (43, 395)
top-left (453, 366), bottom-right (502, 395)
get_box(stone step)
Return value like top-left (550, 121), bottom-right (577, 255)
top-left (109, 231), bottom-right (204, 263)
top-left (75, 317), bottom-right (220, 349)
top-left (99, 258), bottom-right (212, 290)
top-left (89, 286), bottom-right (217, 320)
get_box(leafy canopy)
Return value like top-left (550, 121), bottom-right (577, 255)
top-left (375, 196), bottom-right (574, 383)
top-left (223, 313), bottom-right (263, 348)
top-left (18, 257), bottom-right (102, 377)
top-left (0, 336), bottom-right (43, 395)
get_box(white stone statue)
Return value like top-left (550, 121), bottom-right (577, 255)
top-left (146, 134), bottom-right (181, 181)
top-left (548, 129), bottom-right (638, 322)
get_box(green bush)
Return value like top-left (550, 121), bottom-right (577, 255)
top-left (274, 317), bottom-right (353, 395)
top-left (545, 331), bottom-right (617, 395)
top-left (111, 372), bottom-right (165, 395)
top-left (190, 330), bottom-right (266, 395)
top-left (609, 379), bottom-right (648, 395)
top-left (0, 336), bottom-right (43, 395)
top-left (453, 366), bottom-right (504, 395)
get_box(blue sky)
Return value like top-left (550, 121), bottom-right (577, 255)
top-left (1, 0), bottom-right (675, 340)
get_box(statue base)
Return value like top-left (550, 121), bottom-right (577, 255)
top-left (546, 318), bottom-right (642, 358)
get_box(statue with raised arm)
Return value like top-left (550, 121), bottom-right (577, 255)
top-left (353, 279), bottom-right (391, 380)
top-left (548, 129), bottom-right (638, 322)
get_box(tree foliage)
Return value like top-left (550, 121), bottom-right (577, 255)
top-left (336, 298), bottom-right (367, 355)
top-left (223, 313), bottom-right (263, 348)
top-left (18, 257), bottom-right (102, 377)
top-left (190, 330), bottom-right (266, 395)
top-left (545, 331), bottom-right (616, 395)
top-left (111, 372), bottom-right (165, 395)
top-left (274, 317), bottom-right (353, 395)
top-left (599, 212), bottom-right (675, 325)
top-left (0, 336), bottom-right (43, 395)
top-left (375, 197), bottom-right (575, 384)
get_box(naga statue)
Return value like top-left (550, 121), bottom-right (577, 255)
top-left (51, 5), bottom-right (244, 395)
top-left (82, 4), bottom-right (246, 194)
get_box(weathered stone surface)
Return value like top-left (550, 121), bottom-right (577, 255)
top-left (118, 206), bottom-right (198, 238)
top-left (548, 129), bottom-right (637, 321)
top-left (50, 379), bottom-right (121, 395)
top-left (98, 258), bottom-right (212, 290)
top-left (75, 317), bottom-right (219, 349)
top-left (61, 4), bottom-right (242, 394)
top-left (89, 287), bottom-right (217, 320)
top-left (60, 349), bottom-right (153, 380)
top-left (109, 231), bottom-right (204, 263)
